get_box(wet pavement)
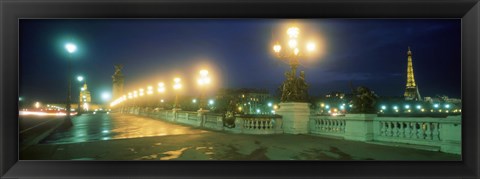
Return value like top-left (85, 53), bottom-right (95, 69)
top-left (41, 113), bottom-right (209, 144)
top-left (21, 113), bottom-right (461, 161)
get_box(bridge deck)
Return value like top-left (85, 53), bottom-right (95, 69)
top-left (21, 113), bottom-right (460, 160)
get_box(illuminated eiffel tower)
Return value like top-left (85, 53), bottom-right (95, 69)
top-left (404, 47), bottom-right (422, 101)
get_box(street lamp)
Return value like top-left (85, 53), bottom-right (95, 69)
top-left (76, 75), bottom-right (84, 115)
top-left (102, 92), bottom-right (111, 101)
top-left (65, 42), bottom-right (77, 122)
top-left (272, 26), bottom-right (315, 102)
top-left (173, 77), bottom-right (182, 110)
top-left (197, 69), bottom-right (211, 111)
top-left (157, 82), bottom-right (166, 109)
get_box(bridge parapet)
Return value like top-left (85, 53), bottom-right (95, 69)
top-left (309, 114), bottom-right (461, 154)
top-left (122, 106), bottom-right (460, 154)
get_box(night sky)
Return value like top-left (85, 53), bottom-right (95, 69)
top-left (20, 19), bottom-right (461, 104)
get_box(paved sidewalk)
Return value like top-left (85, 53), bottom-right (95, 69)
top-left (21, 114), bottom-right (461, 160)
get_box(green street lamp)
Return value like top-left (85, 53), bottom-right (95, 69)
top-left (65, 42), bottom-right (77, 121)
top-left (77, 75), bottom-right (84, 115)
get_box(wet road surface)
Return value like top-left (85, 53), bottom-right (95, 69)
top-left (41, 113), bottom-right (209, 144)
top-left (22, 113), bottom-right (461, 161)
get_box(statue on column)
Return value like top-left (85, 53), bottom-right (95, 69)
top-left (297, 71), bottom-right (309, 101)
top-left (112, 64), bottom-right (125, 100)
top-left (280, 70), bottom-right (309, 102)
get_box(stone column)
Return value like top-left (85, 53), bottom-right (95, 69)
top-left (276, 102), bottom-right (310, 134)
top-left (344, 114), bottom-right (377, 141)
top-left (439, 116), bottom-right (461, 154)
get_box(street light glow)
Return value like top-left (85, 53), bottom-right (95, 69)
top-left (77, 76), bottom-right (84, 82)
top-left (173, 78), bottom-right (182, 90)
top-left (288, 39), bottom-right (298, 49)
top-left (200, 69), bottom-right (209, 76)
top-left (174, 78), bottom-right (181, 83)
top-left (307, 42), bottom-right (315, 52)
top-left (198, 70), bottom-right (211, 86)
top-left (101, 92), bottom-right (111, 100)
top-left (158, 82), bottom-right (165, 93)
top-left (287, 27), bottom-right (299, 38)
top-left (273, 44), bottom-right (282, 53)
top-left (65, 43), bottom-right (77, 53)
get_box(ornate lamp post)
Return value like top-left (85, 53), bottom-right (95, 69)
top-left (157, 82), bottom-right (166, 109)
top-left (65, 43), bottom-right (77, 121)
top-left (197, 69), bottom-right (211, 112)
top-left (76, 75), bottom-right (84, 115)
top-left (173, 77), bottom-right (182, 110)
top-left (272, 26), bottom-right (315, 102)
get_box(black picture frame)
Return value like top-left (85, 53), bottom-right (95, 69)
top-left (1, 0), bottom-right (479, 178)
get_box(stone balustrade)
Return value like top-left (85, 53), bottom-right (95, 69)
top-left (373, 116), bottom-right (461, 154)
top-left (121, 106), bottom-right (461, 154)
top-left (231, 116), bottom-right (283, 134)
top-left (309, 116), bottom-right (346, 137)
top-left (124, 108), bottom-right (282, 134)
top-left (308, 114), bottom-right (461, 154)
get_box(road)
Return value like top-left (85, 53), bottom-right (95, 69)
top-left (21, 113), bottom-right (461, 160)
top-left (19, 115), bottom-right (65, 150)
top-left (41, 112), bottom-right (208, 144)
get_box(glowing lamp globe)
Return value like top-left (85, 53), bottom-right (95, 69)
top-left (65, 43), bottom-right (77, 54)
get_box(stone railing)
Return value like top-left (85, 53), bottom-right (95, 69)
top-left (373, 116), bottom-right (461, 154)
top-left (174, 112), bottom-right (202, 126)
top-left (203, 114), bottom-right (224, 130)
top-left (124, 108), bottom-right (281, 134)
top-left (230, 116), bottom-right (283, 134)
top-left (307, 114), bottom-right (461, 154)
top-left (309, 116), bottom-right (346, 137)
top-left (121, 106), bottom-right (461, 154)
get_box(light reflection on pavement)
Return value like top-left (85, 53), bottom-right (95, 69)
top-left (41, 113), bottom-right (209, 144)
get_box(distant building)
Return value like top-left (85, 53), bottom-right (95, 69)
top-left (325, 91), bottom-right (345, 99)
top-left (79, 82), bottom-right (92, 111)
top-left (216, 88), bottom-right (273, 114)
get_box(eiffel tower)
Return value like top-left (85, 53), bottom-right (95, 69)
top-left (404, 47), bottom-right (422, 101)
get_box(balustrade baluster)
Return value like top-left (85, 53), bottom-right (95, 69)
top-left (340, 120), bottom-right (345, 133)
top-left (404, 122), bottom-right (411, 138)
top-left (392, 122), bottom-right (398, 137)
top-left (411, 122), bottom-right (418, 139)
top-left (416, 123), bottom-right (424, 139)
top-left (399, 122), bottom-right (405, 138)
top-left (321, 119), bottom-right (325, 129)
top-left (432, 123), bottom-right (440, 140)
top-left (386, 122), bottom-right (392, 137)
top-left (425, 122), bottom-right (432, 140)
top-left (380, 121), bottom-right (386, 136)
